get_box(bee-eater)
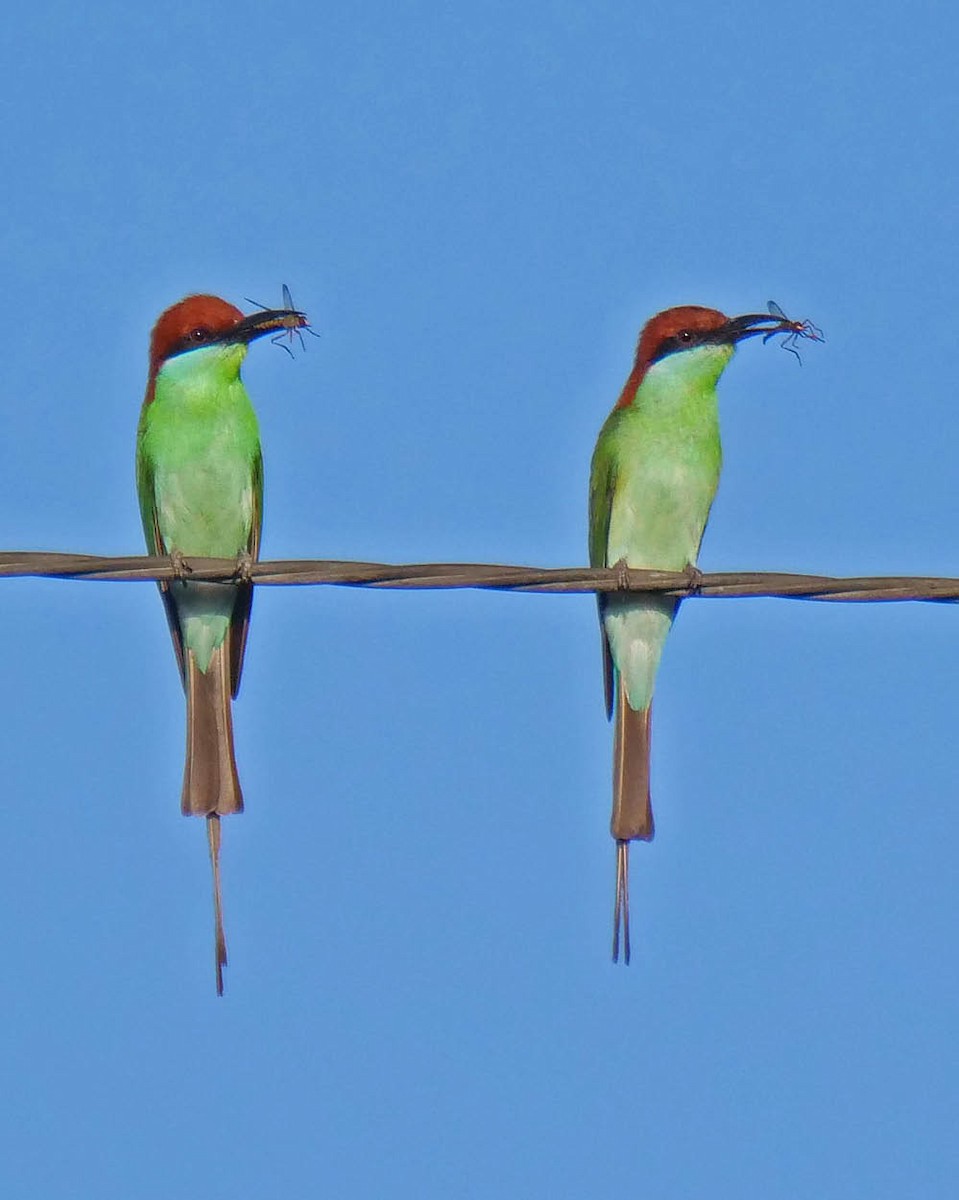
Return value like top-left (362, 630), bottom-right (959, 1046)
top-left (589, 304), bottom-right (803, 964)
top-left (136, 293), bottom-right (307, 994)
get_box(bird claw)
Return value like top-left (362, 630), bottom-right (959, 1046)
top-left (170, 550), bottom-right (192, 581)
top-left (613, 557), bottom-right (632, 592)
top-left (682, 563), bottom-right (704, 596)
top-left (233, 551), bottom-right (254, 583)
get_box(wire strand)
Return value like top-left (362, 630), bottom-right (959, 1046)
top-left (3, 551), bottom-right (959, 602)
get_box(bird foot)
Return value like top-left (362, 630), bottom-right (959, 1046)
top-left (613, 557), bottom-right (632, 592)
top-left (233, 551), bottom-right (254, 583)
top-left (681, 562), bottom-right (704, 596)
top-left (170, 549), bottom-right (192, 581)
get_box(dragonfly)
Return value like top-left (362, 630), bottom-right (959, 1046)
top-left (763, 300), bottom-right (825, 364)
top-left (244, 284), bottom-right (320, 357)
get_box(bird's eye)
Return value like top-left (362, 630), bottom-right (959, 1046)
top-left (190, 328), bottom-right (208, 342)
top-left (678, 329), bottom-right (694, 342)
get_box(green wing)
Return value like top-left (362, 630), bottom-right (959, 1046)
top-left (228, 445), bottom-right (263, 697)
top-left (588, 422), bottom-right (618, 720)
top-left (136, 437), bottom-right (188, 686)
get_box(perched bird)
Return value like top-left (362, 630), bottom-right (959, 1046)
top-left (136, 293), bottom-right (308, 994)
top-left (589, 303), bottom-right (805, 964)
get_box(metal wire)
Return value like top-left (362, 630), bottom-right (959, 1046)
top-left (3, 551), bottom-right (959, 602)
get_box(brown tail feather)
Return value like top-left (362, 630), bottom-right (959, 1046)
top-left (208, 815), bottom-right (228, 996)
top-left (182, 642), bottom-right (244, 817)
top-left (183, 642), bottom-right (242, 996)
top-left (611, 683), bottom-right (654, 842)
top-left (613, 841), bottom-right (631, 964)
top-left (611, 683), bottom-right (654, 964)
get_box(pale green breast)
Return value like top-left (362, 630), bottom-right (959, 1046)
top-left (136, 346), bottom-right (263, 672)
top-left (600, 355), bottom-right (724, 571)
top-left (597, 404), bottom-right (722, 710)
top-left (605, 414), bottom-right (721, 570)
top-left (589, 348), bottom-right (726, 711)
top-left (137, 349), bottom-right (261, 559)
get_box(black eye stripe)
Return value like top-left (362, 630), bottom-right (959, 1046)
top-left (653, 329), bottom-right (706, 360)
top-left (167, 326), bottom-right (220, 359)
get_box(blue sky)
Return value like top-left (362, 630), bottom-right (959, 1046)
top-left (0, 1), bottom-right (956, 1196)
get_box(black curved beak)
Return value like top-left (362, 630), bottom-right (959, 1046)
top-left (717, 312), bottom-right (791, 345)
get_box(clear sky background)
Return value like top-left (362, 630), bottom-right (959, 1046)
top-left (0, 2), bottom-right (956, 1196)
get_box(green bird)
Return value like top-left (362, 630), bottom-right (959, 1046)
top-left (136, 292), bottom-right (308, 994)
top-left (589, 303), bottom-right (803, 964)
